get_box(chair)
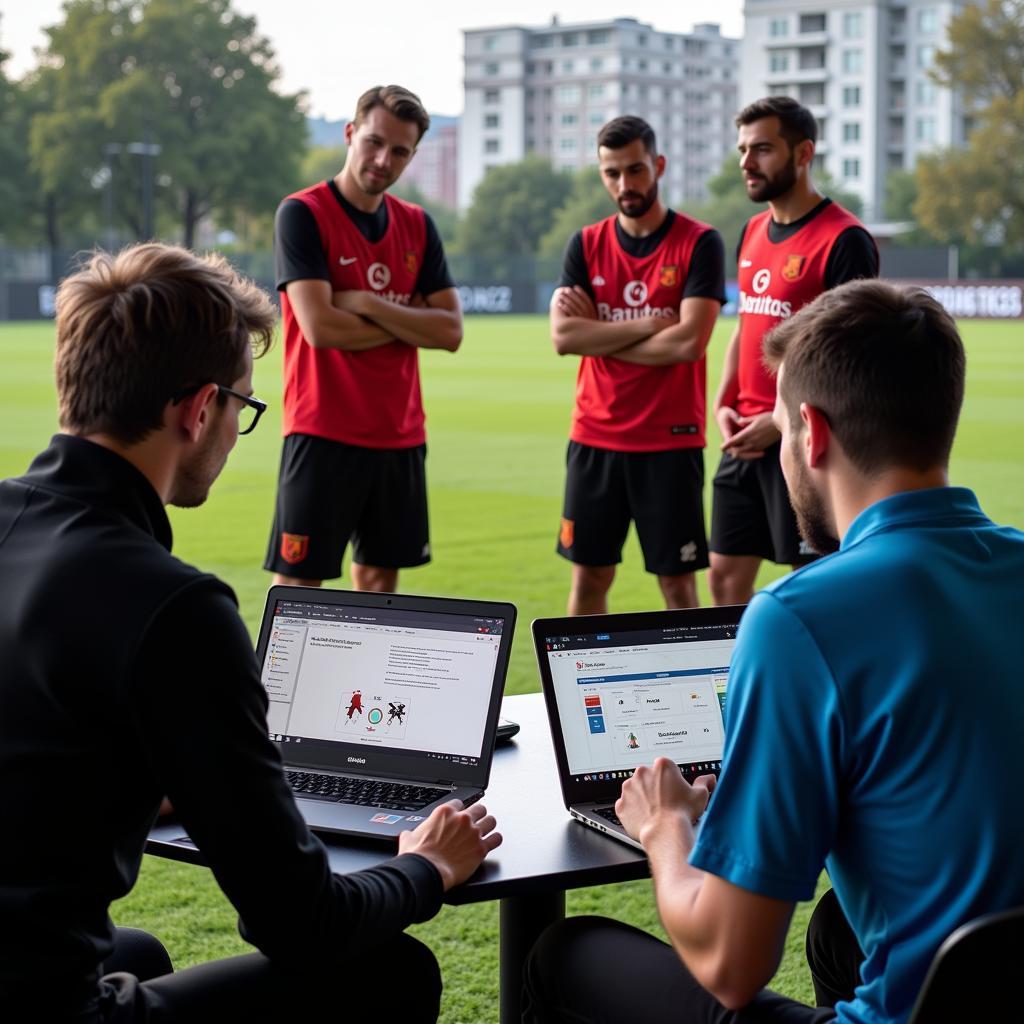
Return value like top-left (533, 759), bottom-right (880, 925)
top-left (908, 905), bottom-right (1024, 1022)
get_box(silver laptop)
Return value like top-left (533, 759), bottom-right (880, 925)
top-left (533, 606), bottom-right (742, 851)
top-left (257, 586), bottom-right (516, 842)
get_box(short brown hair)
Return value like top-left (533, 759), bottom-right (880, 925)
top-left (55, 243), bottom-right (275, 446)
top-left (735, 96), bottom-right (817, 147)
top-left (597, 115), bottom-right (657, 155)
top-left (354, 84), bottom-right (430, 142)
top-left (764, 280), bottom-right (965, 474)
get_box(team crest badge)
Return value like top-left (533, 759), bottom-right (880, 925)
top-left (280, 533), bottom-right (309, 565)
top-left (405, 250), bottom-right (418, 275)
top-left (659, 264), bottom-right (679, 288)
top-left (782, 255), bottom-right (807, 281)
top-left (560, 518), bottom-right (575, 549)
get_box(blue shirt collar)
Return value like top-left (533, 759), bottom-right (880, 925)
top-left (840, 487), bottom-right (985, 551)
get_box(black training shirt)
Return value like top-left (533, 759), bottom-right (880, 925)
top-left (559, 211), bottom-right (728, 305)
top-left (0, 435), bottom-right (443, 1013)
top-left (275, 180), bottom-right (454, 296)
top-left (735, 198), bottom-right (879, 288)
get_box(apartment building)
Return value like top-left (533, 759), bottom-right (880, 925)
top-left (741, 0), bottom-right (972, 221)
top-left (460, 17), bottom-right (740, 210)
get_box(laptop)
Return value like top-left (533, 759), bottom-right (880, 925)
top-left (256, 586), bottom-right (516, 842)
top-left (533, 606), bottom-right (743, 851)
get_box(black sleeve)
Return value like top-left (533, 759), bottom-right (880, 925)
top-left (414, 213), bottom-right (456, 297)
top-left (824, 227), bottom-right (879, 289)
top-left (558, 231), bottom-right (592, 299)
top-left (274, 198), bottom-right (331, 292)
top-left (682, 229), bottom-right (727, 304)
top-left (131, 580), bottom-right (444, 966)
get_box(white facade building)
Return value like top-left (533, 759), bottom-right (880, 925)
top-left (460, 17), bottom-right (740, 211)
top-left (741, 0), bottom-right (971, 221)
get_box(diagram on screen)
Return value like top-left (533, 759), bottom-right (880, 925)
top-left (336, 691), bottom-right (411, 738)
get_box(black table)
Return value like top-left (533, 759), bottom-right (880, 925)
top-left (146, 692), bottom-right (650, 1023)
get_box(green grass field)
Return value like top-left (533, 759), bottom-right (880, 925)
top-left (2, 315), bottom-right (1021, 1022)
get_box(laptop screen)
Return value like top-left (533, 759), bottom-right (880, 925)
top-left (262, 598), bottom-right (507, 771)
top-left (542, 619), bottom-right (737, 786)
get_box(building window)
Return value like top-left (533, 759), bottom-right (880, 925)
top-left (770, 53), bottom-right (790, 73)
top-left (561, 33), bottom-right (578, 47)
top-left (917, 7), bottom-right (939, 34)
top-left (588, 29), bottom-right (610, 45)
top-left (484, 113), bottom-right (500, 129)
top-left (530, 35), bottom-right (553, 49)
top-left (769, 18), bottom-right (789, 37)
top-left (484, 88), bottom-right (500, 104)
top-left (484, 138), bottom-right (500, 154)
top-left (589, 110), bottom-right (606, 126)
top-left (800, 47), bottom-right (826, 70)
top-left (590, 57), bottom-right (603, 72)
top-left (560, 136), bottom-right (577, 152)
top-left (842, 49), bottom-right (863, 74)
top-left (556, 84), bottom-right (581, 104)
top-left (800, 82), bottom-right (825, 105)
top-left (637, 33), bottom-right (647, 46)
top-left (484, 62), bottom-right (500, 76)
top-left (843, 157), bottom-right (860, 178)
top-left (638, 59), bottom-right (648, 72)
top-left (483, 35), bottom-right (498, 51)
top-left (588, 83), bottom-right (605, 99)
top-left (843, 85), bottom-right (861, 107)
top-left (843, 12), bottom-right (864, 38)
top-left (915, 79), bottom-right (937, 105)
top-left (560, 112), bottom-right (578, 126)
top-left (842, 121), bottom-right (861, 142)
top-left (916, 116), bottom-right (937, 142)
top-left (663, 61), bottom-right (672, 74)
top-left (561, 60), bottom-right (574, 73)
top-left (917, 45), bottom-right (935, 69)
top-left (799, 13), bottom-right (826, 33)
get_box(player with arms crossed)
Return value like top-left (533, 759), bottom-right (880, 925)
top-left (551, 116), bottom-right (725, 614)
top-left (266, 85), bottom-right (462, 593)
top-left (709, 96), bottom-right (877, 605)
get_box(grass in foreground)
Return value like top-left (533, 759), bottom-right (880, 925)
top-left (2, 316), bottom-right (1021, 1021)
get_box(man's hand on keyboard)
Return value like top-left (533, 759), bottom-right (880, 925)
top-left (397, 799), bottom-right (502, 890)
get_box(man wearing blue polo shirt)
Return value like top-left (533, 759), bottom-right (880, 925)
top-left (524, 280), bottom-right (1024, 1023)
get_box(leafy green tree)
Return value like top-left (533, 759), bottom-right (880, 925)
top-left (456, 157), bottom-right (573, 276)
top-left (915, 0), bottom-right (1024, 248)
top-left (29, 0), bottom-right (307, 249)
top-left (537, 167), bottom-right (614, 260)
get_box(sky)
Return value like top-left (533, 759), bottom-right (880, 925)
top-left (1, 1), bottom-right (745, 119)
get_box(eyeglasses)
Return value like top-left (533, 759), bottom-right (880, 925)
top-left (171, 384), bottom-right (268, 435)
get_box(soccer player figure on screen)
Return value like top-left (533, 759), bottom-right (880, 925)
top-left (265, 85), bottom-right (462, 593)
top-left (708, 97), bottom-right (878, 606)
top-left (550, 116), bottom-right (726, 615)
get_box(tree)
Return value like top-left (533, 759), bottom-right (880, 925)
top-left (456, 157), bottom-right (573, 276)
top-left (537, 167), bottom-right (614, 260)
top-left (28, 0), bottom-right (308, 249)
top-left (300, 145), bottom-right (346, 188)
top-left (915, 0), bottom-right (1024, 248)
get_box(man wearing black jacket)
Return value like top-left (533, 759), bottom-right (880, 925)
top-left (0, 243), bottom-right (500, 1022)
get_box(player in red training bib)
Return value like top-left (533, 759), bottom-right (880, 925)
top-left (708, 97), bottom-right (878, 605)
top-left (550, 116), bottom-right (726, 614)
top-left (264, 85), bottom-right (462, 593)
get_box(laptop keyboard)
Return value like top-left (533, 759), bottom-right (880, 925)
top-left (594, 806), bottom-right (623, 827)
top-left (285, 771), bottom-right (448, 811)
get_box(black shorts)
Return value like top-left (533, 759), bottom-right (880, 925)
top-left (264, 433), bottom-right (430, 579)
top-left (556, 441), bottom-right (709, 576)
top-left (710, 442), bottom-right (817, 565)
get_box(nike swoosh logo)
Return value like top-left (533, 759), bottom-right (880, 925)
top-left (338, 256), bottom-right (357, 266)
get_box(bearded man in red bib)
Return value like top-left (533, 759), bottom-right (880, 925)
top-left (708, 97), bottom-right (878, 605)
top-left (550, 116), bottom-right (726, 615)
top-left (265, 85), bottom-right (462, 593)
